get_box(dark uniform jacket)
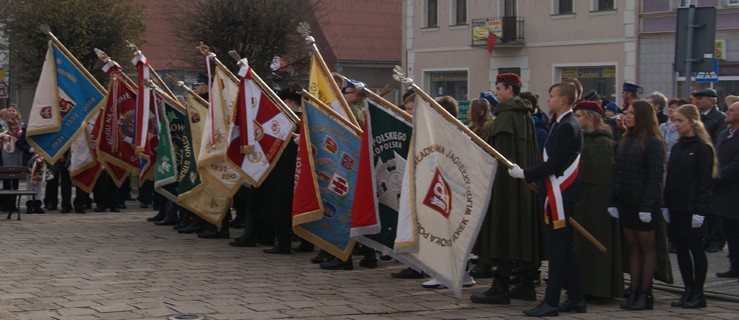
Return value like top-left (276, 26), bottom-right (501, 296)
top-left (702, 107), bottom-right (727, 144)
top-left (524, 110), bottom-right (583, 204)
top-left (664, 135), bottom-right (714, 216)
top-left (714, 127), bottom-right (739, 220)
top-left (609, 135), bottom-right (665, 213)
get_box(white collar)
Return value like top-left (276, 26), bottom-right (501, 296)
top-left (555, 109), bottom-right (573, 123)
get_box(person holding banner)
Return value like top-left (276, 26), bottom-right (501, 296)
top-left (471, 73), bottom-right (543, 305)
top-left (508, 83), bottom-right (586, 317)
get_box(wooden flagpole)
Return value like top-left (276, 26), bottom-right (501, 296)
top-left (125, 40), bottom-right (176, 99)
top-left (297, 22), bottom-right (358, 126)
top-left (168, 74), bottom-right (209, 108)
top-left (289, 83), bottom-right (362, 137)
top-left (196, 43), bottom-right (240, 84)
top-left (332, 72), bottom-right (412, 123)
top-left (227, 51), bottom-right (300, 124)
top-left (41, 27), bottom-right (106, 93)
top-left (391, 67), bottom-right (607, 254)
top-left (94, 49), bottom-right (138, 90)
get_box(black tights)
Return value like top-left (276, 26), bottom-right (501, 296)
top-left (623, 228), bottom-right (656, 291)
top-left (674, 237), bottom-right (707, 291)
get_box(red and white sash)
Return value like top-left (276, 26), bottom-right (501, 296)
top-left (543, 150), bottom-right (580, 229)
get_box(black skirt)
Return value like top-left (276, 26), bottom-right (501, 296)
top-left (668, 211), bottom-right (703, 239)
top-left (618, 205), bottom-right (656, 231)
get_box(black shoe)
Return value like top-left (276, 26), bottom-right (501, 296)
top-left (46, 205), bottom-right (58, 211)
top-left (60, 207), bottom-right (72, 213)
top-left (25, 201), bottom-right (34, 214)
top-left (320, 257), bottom-right (353, 270)
top-left (74, 208), bottom-right (85, 214)
top-left (380, 254), bottom-right (393, 261)
top-left (523, 302), bottom-right (559, 317)
top-left (178, 220), bottom-right (204, 234)
top-left (197, 224), bottom-right (219, 239)
top-left (359, 257), bottom-right (378, 269)
top-left (469, 263), bottom-right (493, 278)
top-left (391, 267), bottom-right (426, 279)
top-left (671, 286), bottom-right (693, 307)
top-left (295, 242), bottom-right (314, 253)
top-left (229, 237), bottom-right (256, 247)
top-left (147, 212), bottom-right (165, 222)
top-left (470, 276), bottom-right (511, 305)
top-left (558, 299), bottom-right (587, 313)
top-left (110, 206), bottom-right (120, 212)
top-left (311, 250), bottom-right (330, 264)
top-left (173, 217), bottom-right (191, 230)
top-left (509, 284), bottom-right (537, 301)
top-left (93, 207), bottom-right (106, 212)
top-left (716, 268), bottom-right (739, 278)
top-left (682, 290), bottom-right (706, 309)
top-left (263, 247), bottom-right (291, 254)
top-left (154, 217), bottom-right (178, 226)
top-left (706, 242), bottom-right (724, 253)
top-left (229, 219), bottom-right (245, 229)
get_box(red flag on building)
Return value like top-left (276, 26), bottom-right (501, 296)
top-left (487, 31), bottom-right (497, 54)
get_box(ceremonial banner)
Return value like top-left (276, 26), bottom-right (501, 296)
top-left (177, 94), bottom-right (233, 225)
top-left (27, 41), bottom-right (105, 164)
top-left (131, 52), bottom-right (159, 181)
top-left (351, 99), bottom-right (412, 253)
top-left (227, 64), bottom-right (295, 187)
top-left (69, 109), bottom-right (102, 193)
top-left (393, 101), bottom-right (497, 298)
top-left (292, 99), bottom-right (361, 261)
top-left (308, 55), bottom-right (350, 121)
top-left (153, 96), bottom-right (182, 202)
top-left (197, 65), bottom-right (244, 195)
top-left (97, 61), bottom-right (139, 186)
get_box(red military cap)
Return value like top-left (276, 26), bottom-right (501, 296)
top-left (495, 73), bottom-right (522, 87)
top-left (573, 100), bottom-right (603, 115)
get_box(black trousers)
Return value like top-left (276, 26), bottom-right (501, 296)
top-left (721, 216), bottom-right (739, 269)
top-left (705, 213), bottom-right (725, 246)
top-left (543, 202), bottom-right (584, 306)
top-left (44, 163), bottom-right (72, 210)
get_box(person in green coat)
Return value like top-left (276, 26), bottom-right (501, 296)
top-left (572, 101), bottom-right (625, 299)
top-left (471, 73), bottom-right (545, 305)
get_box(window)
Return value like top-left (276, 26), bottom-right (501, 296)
top-left (729, 0), bottom-right (739, 6)
top-left (425, 0), bottom-right (438, 28)
top-left (452, 0), bottom-right (467, 25)
top-left (672, 0), bottom-right (692, 9)
top-left (427, 70), bottom-right (468, 102)
top-left (557, 0), bottom-right (573, 14)
top-left (503, 0), bottom-right (517, 17)
top-left (594, 0), bottom-right (615, 11)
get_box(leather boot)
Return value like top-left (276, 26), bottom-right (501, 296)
top-left (682, 288), bottom-right (706, 309)
top-left (626, 289), bottom-right (653, 310)
top-left (470, 275), bottom-right (510, 304)
top-left (509, 275), bottom-right (536, 301)
top-left (173, 213), bottom-right (191, 230)
top-left (671, 286), bottom-right (693, 307)
top-left (620, 288), bottom-right (638, 309)
top-left (178, 218), bottom-right (205, 234)
top-left (320, 256), bottom-right (353, 270)
top-left (146, 211), bottom-right (165, 222)
top-left (34, 200), bottom-right (46, 214)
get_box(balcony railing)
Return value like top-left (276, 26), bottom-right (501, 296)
top-left (471, 16), bottom-right (525, 47)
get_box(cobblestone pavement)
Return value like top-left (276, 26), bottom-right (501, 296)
top-left (0, 208), bottom-right (737, 320)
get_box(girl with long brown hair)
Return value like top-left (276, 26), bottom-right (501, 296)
top-left (663, 104), bottom-right (717, 309)
top-left (467, 98), bottom-right (494, 137)
top-left (608, 100), bottom-right (666, 310)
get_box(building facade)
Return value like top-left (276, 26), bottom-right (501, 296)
top-left (640, 0), bottom-right (739, 107)
top-left (403, 0), bottom-right (638, 111)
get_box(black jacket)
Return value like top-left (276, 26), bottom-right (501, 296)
top-left (702, 108), bottom-right (727, 144)
top-left (524, 111), bottom-right (583, 203)
top-left (609, 135), bottom-right (665, 212)
top-left (663, 136), bottom-right (714, 216)
top-left (714, 127), bottom-right (739, 219)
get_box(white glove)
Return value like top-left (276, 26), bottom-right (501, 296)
top-left (292, 133), bottom-right (301, 144)
top-left (661, 208), bottom-right (670, 224)
top-left (691, 214), bottom-right (704, 228)
top-left (508, 164), bottom-right (524, 179)
top-left (607, 207), bottom-right (619, 219)
top-left (639, 212), bottom-right (652, 223)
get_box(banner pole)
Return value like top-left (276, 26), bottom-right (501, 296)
top-left (42, 29), bottom-right (106, 93)
top-left (292, 85), bottom-right (362, 136)
top-left (332, 72), bottom-right (412, 123)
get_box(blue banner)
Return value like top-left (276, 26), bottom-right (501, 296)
top-left (28, 43), bottom-right (104, 162)
top-left (295, 101), bottom-right (361, 259)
